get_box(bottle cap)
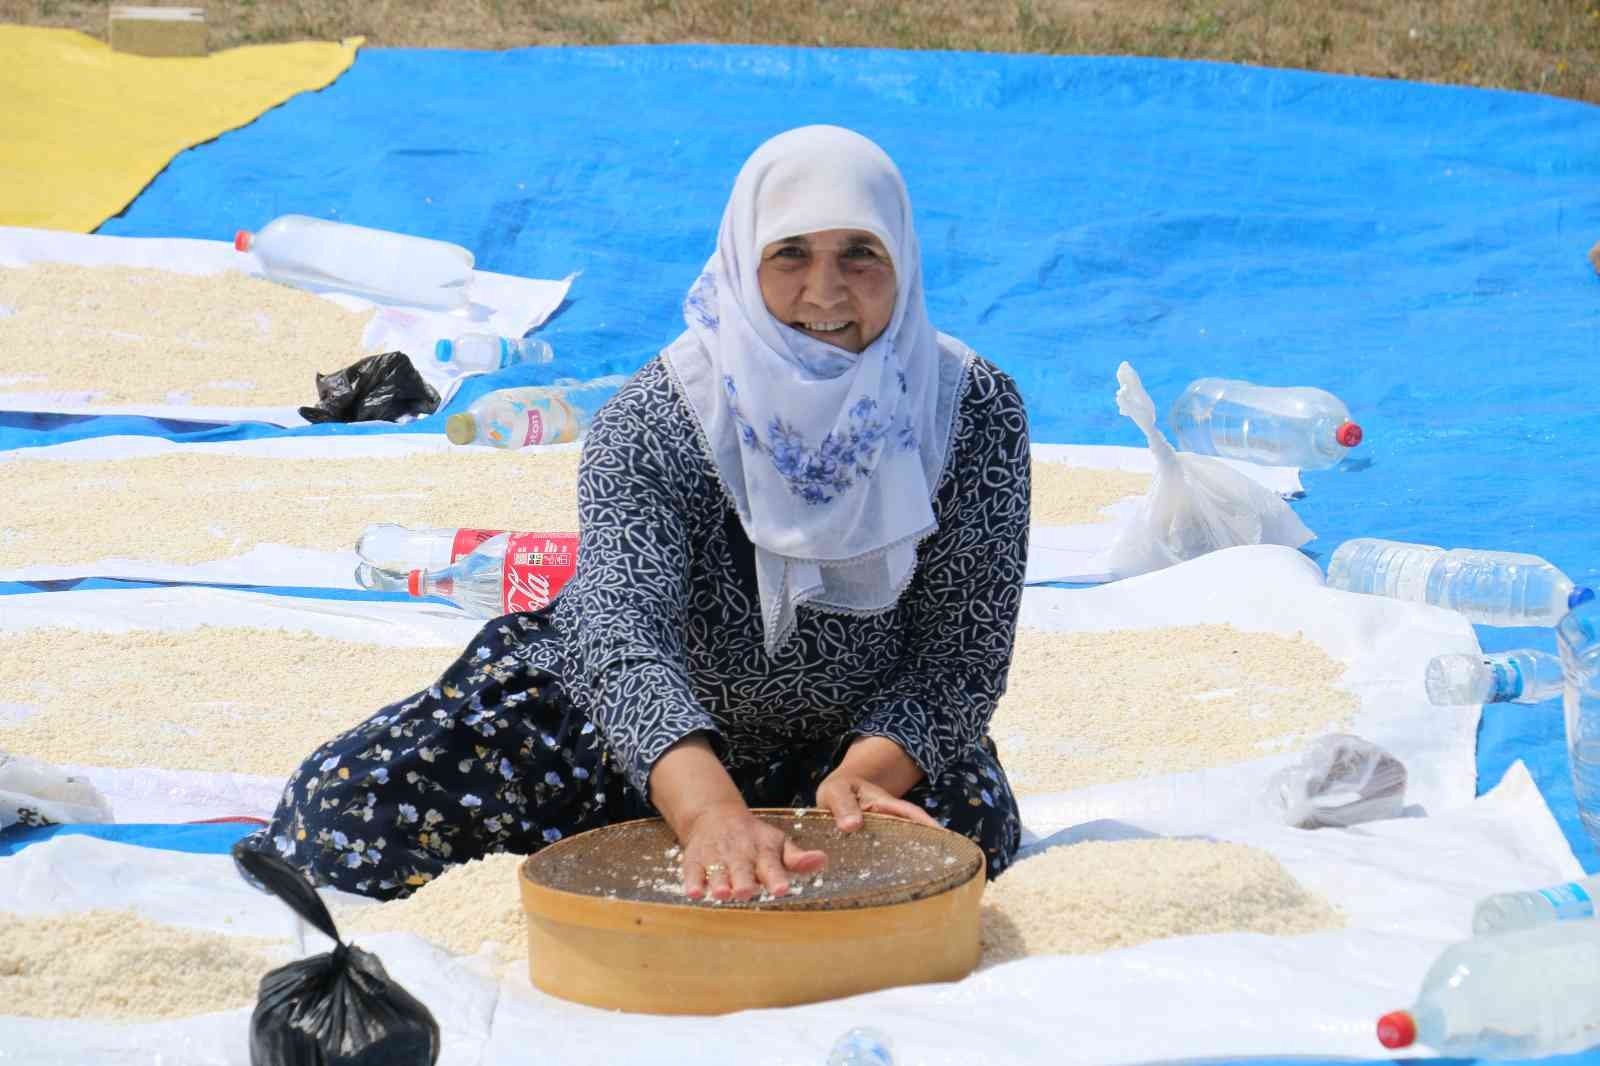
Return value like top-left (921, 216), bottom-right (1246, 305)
top-left (1375, 1011), bottom-right (1416, 1049)
top-left (434, 339), bottom-right (454, 363)
top-left (1571, 586), bottom-right (1596, 609)
top-left (445, 412), bottom-right (477, 445)
top-left (233, 230), bottom-right (253, 252)
top-left (1336, 421), bottom-right (1363, 448)
top-left (407, 569), bottom-right (423, 597)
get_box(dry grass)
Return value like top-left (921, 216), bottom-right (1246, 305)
top-left (5, 0), bottom-right (1598, 103)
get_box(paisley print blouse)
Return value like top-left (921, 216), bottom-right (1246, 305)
top-left (535, 350), bottom-right (1031, 800)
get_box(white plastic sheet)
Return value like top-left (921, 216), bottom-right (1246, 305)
top-left (0, 433), bottom-right (581, 588)
top-left (0, 436), bottom-right (1295, 589)
top-left (0, 763), bottom-right (1577, 1065)
top-left (1013, 545), bottom-right (1481, 833)
top-left (0, 226), bottom-right (573, 423)
top-left (0, 544), bottom-right (1479, 832)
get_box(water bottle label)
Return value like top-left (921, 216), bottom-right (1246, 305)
top-left (1489, 659), bottom-right (1524, 701)
top-left (518, 397), bottom-right (579, 447)
top-left (450, 528), bottom-right (505, 563)
top-left (1537, 882), bottom-right (1594, 920)
top-left (501, 532), bottom-right (580, 613)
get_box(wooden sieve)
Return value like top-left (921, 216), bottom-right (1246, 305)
top-left (519, 808), bottom-right (985, 1014)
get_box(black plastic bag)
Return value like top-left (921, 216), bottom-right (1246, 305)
top-left (233, 841), bottom-right (441, 1066)
top-left (298, 352), bottom-right (440, 424)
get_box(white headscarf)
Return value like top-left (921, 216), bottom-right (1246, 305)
top-left (664, 125), bottom-right (969, 653)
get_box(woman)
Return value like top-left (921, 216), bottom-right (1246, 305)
top-left (245, 125), bottom-right (1030, 903)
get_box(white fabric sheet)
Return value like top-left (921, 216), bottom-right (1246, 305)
top-left (0, 543), bottom-right (1477, 832)
top-left (1013, 545), bottom-right (1481, 831)
top-left (0, 226), bottom-right (573, 422)
top-left (0, 763), bottom-right (1576, 1065)
top-left (0, 435), bottom-right (1295, 589)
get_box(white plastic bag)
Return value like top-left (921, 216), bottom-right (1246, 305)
top-left (1104, 362), bottom-right (1313, 578)
top-left (1263, 733), bottom-right (1408, 829)
top-left (0, 750), bottom-right (114, 829)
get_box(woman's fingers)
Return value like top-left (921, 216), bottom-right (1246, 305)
top-left (681, 859), bottom-right (708, 900)
top-left (782, 837), bottom-right (828, 875)
top-left (860, 792), bottom-right (941, 828)
top-left (753, 839), bottom-right (792, 897)
top-left (820, 778), bottom-right (865, 832)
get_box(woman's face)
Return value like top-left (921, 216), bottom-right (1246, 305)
top-left (756, 228), bottom-right (896, 354)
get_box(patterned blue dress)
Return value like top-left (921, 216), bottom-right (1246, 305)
top-left (242, 352), bottom-right (1030, 900)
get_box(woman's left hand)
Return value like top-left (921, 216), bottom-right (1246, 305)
top-left (816, 772), bottom-right (940, 832)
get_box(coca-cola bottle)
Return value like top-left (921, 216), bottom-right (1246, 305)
top-left (406, 531), bottom-right (579, 617)
top-left (352, 524), bottom-right (505, 591)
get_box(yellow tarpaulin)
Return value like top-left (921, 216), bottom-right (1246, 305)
top-left (0, 26), bottom-right (361, 233)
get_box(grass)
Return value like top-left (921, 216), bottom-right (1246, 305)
top-left (2, 0), bottom-right (1598, 103)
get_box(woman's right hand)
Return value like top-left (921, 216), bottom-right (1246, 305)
top-left (678, 800), bottom-right (827, 902)
top-left (650, 734), bottom-right (827, 902)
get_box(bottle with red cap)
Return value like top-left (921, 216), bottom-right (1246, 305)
top-left (1376, 920), bottom-right (1600, 1057)
top-left (1167, 378), bottom-right (1363, 469)
top-left (405, 531), bottom-right (579, 617)
top-left (234, 214), bottom-right (474, 310)
top-left (351, 523), bottom-right (506, 591)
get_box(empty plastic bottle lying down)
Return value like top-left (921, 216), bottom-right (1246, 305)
top-left (237, 213), bottom-right (474, 311)
top-left (1326, 538), bottom-right (1593, 627)
top-left (1377, 921), bottom-right (1600, 1058)
top-left (1168, 377), bottom-right (1363, 470)
top-left (1426, 650), bottom-right (1564, 706)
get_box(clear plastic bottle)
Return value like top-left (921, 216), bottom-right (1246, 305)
top-left (1326, 538), bottom-right (1594, 627)
top-left (235, 215), bottom-right (473, 310)
top-left (826, 1027), bottom-right (895, 1066)
top-left (433, 335), bottom-right (554, 376)
top-left (407, 531), bottom-right (579, 617)
top-left (1376, 921), bottom-right (1600, 1057)
top-left (1559, 598), bottom-right (1600, 853)
top-left (444, 381), bottom-right (619, 449)
top-left (1167, 378), bottom-right (1362, 469)
top-left (1473, 875), bottom-right (1600, 935)
top-left (352, 524), bottom-right (505, 591)
top-left (1425, 650), bottom-right (1566, 706)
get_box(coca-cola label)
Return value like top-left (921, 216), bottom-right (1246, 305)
top-left (501, 532), bottom-right (579, 613)
top-left (450, 527), bottom-right (505, 563)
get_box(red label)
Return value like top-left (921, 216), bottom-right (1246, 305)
top-left (450, 527), bottom-right (505, 563)
top-left (500, 532), bottom-right (580, 613)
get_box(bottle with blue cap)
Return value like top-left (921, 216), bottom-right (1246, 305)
top-left (1326, 537), bottom-right (1594, 627)
top-left (1472, 872), bottom-right (1600, 934)
top-left (1425, 649), bottom-right (1565, 706)
top-left (434, 334), bottom-right (554, 376)
top-left (1560, 596), bottom-right (1600, 853)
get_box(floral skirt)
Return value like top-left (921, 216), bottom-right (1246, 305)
top-left (240, 612), bottom-right (1021, 900)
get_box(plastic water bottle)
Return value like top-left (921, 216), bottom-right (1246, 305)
top-left (1326, 538), bottom-right (1594, 627)
top-left (1376, 922), bottom-right (1600, 1056)
top-left (235, 215), bottom-right (474, 310)
top-left (1167, 378), bottom-right (1362, 469)
top-left (444, 381), bottom-right (619, 449)
top-left (826, 1028), bottom-right (894, 1066)
top-left (407, 531), bottom-right (579, 617)
top-left (434, 335), bottom-right (554, 376)
top-left (1473, 874), bottom-right (1600, 935)
top-left (352, 524), bottom-right (505, 591)
top-left (1559, 598), bottom-right (1600, 853)
top-left (1425, 650), bottom-right (1565, 706)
